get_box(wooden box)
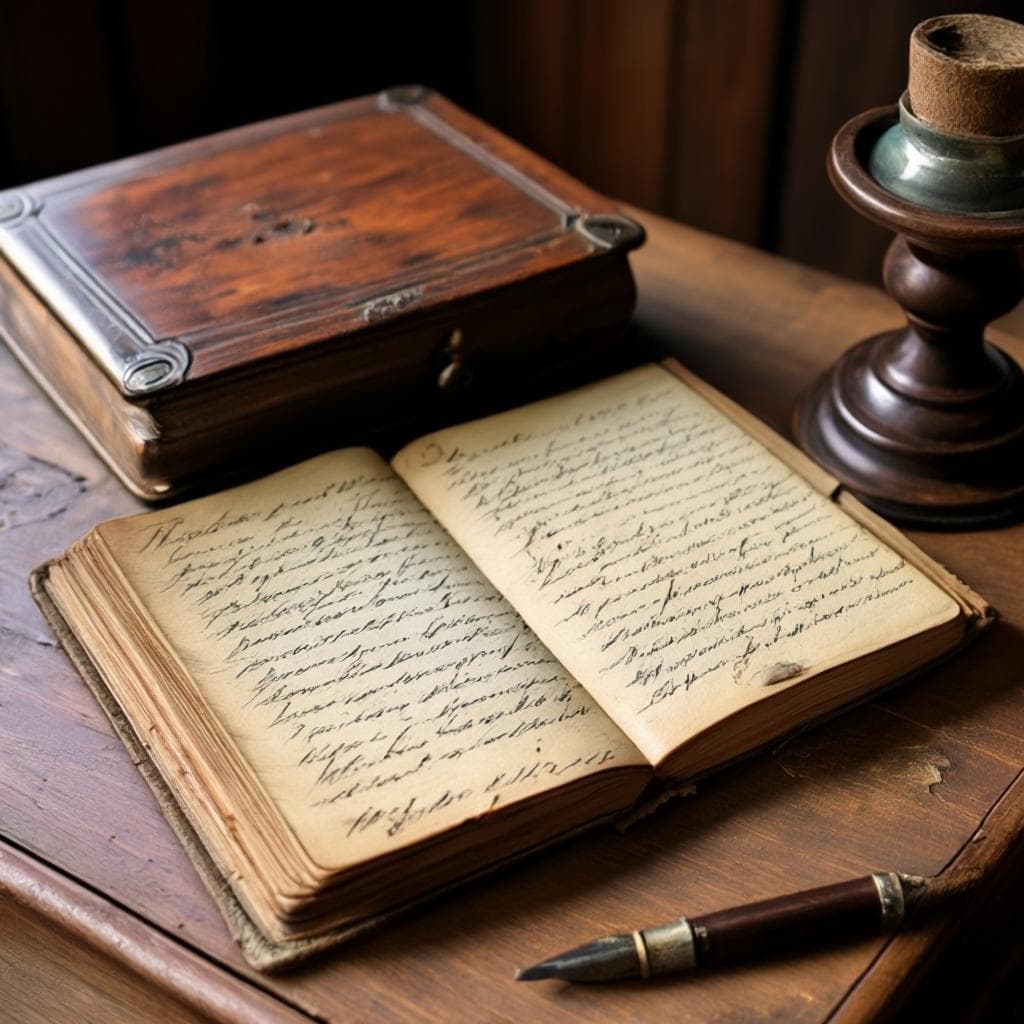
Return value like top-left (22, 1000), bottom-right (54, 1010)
top-left (0, 86), bottom-right (643, 500)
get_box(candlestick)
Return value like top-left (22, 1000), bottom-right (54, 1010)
top-left (793, 15), bottom-right (1024, 527)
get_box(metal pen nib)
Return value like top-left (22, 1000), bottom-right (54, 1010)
top-left (515, 935), bottom-right (644, 982)
top-left (515, 872), bottom-right (927, 983)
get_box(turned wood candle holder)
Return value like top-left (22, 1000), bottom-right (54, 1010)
top-left (793, 15), bottom-right (1024, 528)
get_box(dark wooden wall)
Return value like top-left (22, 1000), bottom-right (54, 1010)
top-left (0, 0), bottom-right (1021, 285)
top-left (470, 0), bottom-right (1024, 284)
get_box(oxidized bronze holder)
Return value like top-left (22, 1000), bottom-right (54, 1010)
top-left (794, 15), bottom-right (1024, 528)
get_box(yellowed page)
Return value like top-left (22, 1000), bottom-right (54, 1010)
top-left (391, 365), bottom-right (959, 765)
top-left (99, 449), bottom-right (644, 869)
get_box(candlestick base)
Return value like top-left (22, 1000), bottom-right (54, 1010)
top-left (794, 331), bottom-right (1024, 528)
top-left (793, 105), bottom-right (1024, 529)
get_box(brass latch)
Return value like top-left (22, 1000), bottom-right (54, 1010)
top-left (437, 328), bottom-right (473, 392)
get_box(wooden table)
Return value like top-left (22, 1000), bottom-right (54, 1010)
top-left (3, 210), bottom-right (1024, 1023)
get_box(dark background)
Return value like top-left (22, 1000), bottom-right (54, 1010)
top-left (1, 0), bottom-right (1022, 288)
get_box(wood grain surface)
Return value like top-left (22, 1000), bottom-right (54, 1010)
top-left (2, 209), bottom-right (1024, 1022)
top-left (0, 843), bottom-right (309, 1024)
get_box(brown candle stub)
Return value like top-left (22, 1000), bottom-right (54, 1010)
top-left (908, 14), bottom-right (1024, 138)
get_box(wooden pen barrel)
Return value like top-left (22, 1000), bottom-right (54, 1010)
top-left (690, 875), bottom-right (901, 965)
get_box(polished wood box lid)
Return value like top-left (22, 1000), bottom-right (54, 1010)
top-left (0, 88), bottom-right (643, 498)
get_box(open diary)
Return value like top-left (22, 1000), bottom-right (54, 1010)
top-left (34, 360), bottom-right (990, 969)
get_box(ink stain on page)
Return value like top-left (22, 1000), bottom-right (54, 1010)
top-left (732, 659), bottom-right (805, 687)
top-left (761, 662), bottom-right (805, 686)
